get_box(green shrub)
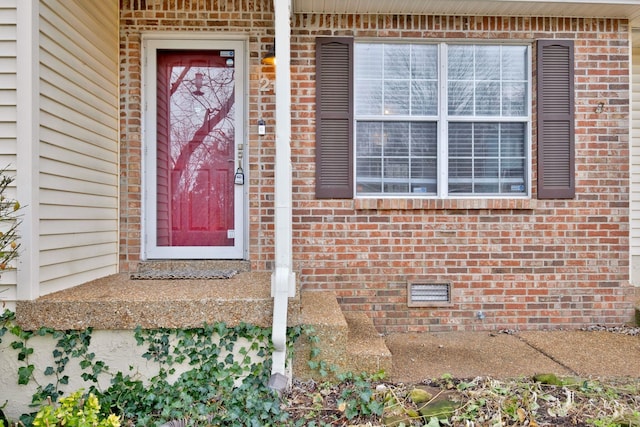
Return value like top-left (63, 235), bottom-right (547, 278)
top-left (0, 166), bottom-right (20, 275)
top-left (32, 390), bottom-right (120, 427)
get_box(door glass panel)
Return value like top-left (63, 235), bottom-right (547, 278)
top-left (156, 50), bottom-right (236, 247)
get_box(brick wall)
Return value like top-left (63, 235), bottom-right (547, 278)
top-left (290, 15), bottom-right (636, 332)
top-left (118, 1), bottom-right (636, 333)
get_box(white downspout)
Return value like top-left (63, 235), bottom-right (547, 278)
top-left (270, 0), bottom-right (295, 381)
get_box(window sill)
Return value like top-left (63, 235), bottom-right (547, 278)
top-left (354, 197), bottom-right (537, 211)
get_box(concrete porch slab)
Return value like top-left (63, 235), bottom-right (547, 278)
top-left (386, 331), bottom-right (573, 383)
top-left (517, 330), bottom-right (640, 378)
top-left (16, 271), bottom-right (300, 331)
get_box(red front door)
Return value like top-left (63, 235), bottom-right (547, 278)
top-left (149, 47), bottom-right (243, 258)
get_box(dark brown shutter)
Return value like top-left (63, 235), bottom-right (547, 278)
top-left (315, 37), bottom-right (353, 199)
top-left (537, 40), bottom-right (575, 199)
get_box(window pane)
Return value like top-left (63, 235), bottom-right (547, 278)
top-left (358, 181), bottom-right (382, 193)
top-left (502, 45), bottom-right (527, 80)
top-left (384, 80), bottom-right (410, 115)
top-left (355, 44), bottom-right (383, 115)
top-left (474, 123), bottom-right (499, 157)
top-left (384, 158), bottom-right (409, 179)
top-left (356, 122), bottom-right (383, 156)
top-left (501, 158), bottom-right (526, 194)
top-left (475, 158), bottom-right (499, 179)
top-left (502, 159), bottom-right (525, 178)
top-left (475, 45), bottom-right (501, 80)
top-left (385, 182), bottom-right (410, 193)
top-left (448, 157), bottom-right (473, 194)
top-left (384, 158), bottom-right (410, 193)
top-left (357, 158), bottom-right (381, 178)
top-left (449, 123), bottom-right (472, 156)
top-left (448, 81), bottom-right (474, 115)
top-left (449, 44), bottom-right (528, 118)
top-left (411, 158), bottom-right (437, 194)
top-left (358, 43), bottom-right (439, 118)
top-left (449, 122), bottom-right (526, 195)
top-left (411, 123), bottom-right (437, 194)
top-left (384, 122), bottom-right (410, 156)
top-left (500, 123), bottom-right (525, 157)
top-left (384, 45), bottom-right (411, 79)
top-left (411, 45), bottom-right (438, 79)
top-left (502, 82), bottom-right (526, 116)
top-left (355, 44), bottom-right (383, 79)
top-left (356, 80), bottom-right (383, 115)
top-left (411, 158), bottom-right (437, 179)
top-left (448, 45), bottom-right (474, 79)
top-left (411, 45), bottom-right (438, 115)
top-left (411, 122), bottom-right (437, 156)
top-left (356, 121), bottom-right (438, 195)
top-left (476, 81), bottom-right (501, 116)
top-left (411, 81), bottom-right (438, 115)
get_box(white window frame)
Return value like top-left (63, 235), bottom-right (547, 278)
top-left (354, 41), bottom-right (532, 199)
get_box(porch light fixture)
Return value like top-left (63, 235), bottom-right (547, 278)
top-left (193, 72), bottom-right (204, 96)
top-left (261, 45), bottom-right (276, 65)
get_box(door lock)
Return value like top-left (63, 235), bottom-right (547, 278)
top-left (234, 167), bottom-right (244, 185)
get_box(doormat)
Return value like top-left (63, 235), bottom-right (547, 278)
top-left (130, 269), bottom-right (238, 280)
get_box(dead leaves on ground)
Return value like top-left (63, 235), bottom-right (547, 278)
top-left (284, 375), bottom-right (640, 426)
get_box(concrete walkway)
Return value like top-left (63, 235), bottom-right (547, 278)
top-left (385, 330), bottom-right (640, 383)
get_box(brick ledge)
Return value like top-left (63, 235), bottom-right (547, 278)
top-left (355, 198), bottom-right (537, 211)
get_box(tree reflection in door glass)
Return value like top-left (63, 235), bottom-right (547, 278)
top-left (157, 50), bottom-right (236, 247)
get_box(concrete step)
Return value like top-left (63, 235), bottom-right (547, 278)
top-left (293, 291), bottom-right (349, 380)
top-left (16, 270), bottom-right (302, 330)
top-left (633, 288), bottom-right (640, 326)
top-left (292, 291), bottom-right (391, 380)
top-left (343, 312), bottom-right (392, 375)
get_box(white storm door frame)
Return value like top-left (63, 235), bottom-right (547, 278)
top-left (142, 36), bottom-right (247, 260)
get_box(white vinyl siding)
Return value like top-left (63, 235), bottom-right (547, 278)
top-left (631, 46), bottom-right (640, 285)
top-left (37, 0), bottom-right (119, 294)
top-left (0, 1), bottom-right (17, 160)
top-left (0, 1), bottom-right (17, 302)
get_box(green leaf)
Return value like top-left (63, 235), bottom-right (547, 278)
top-left (18, 365), bottom-right (34, 385)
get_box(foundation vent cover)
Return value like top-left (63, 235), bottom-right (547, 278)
top-left (408, 282), bottom-right (452, 307)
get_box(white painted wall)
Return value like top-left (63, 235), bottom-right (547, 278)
top-left (0, 330), bottom-right (148, 420)
top-left (0, 329), bottom-right (266, 421)
top-left (0, 0), bottom-right (18, 307)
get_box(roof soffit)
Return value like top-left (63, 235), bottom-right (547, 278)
top-left (292, 0), bottom-right (640, 26)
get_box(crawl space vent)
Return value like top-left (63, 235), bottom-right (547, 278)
top-left (407, 282), bottom-right (452, 307)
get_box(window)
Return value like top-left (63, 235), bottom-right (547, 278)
top-left (354, 43), bottom-right (530, 197)
top-left (315, 38), bottom-right (574, 201)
